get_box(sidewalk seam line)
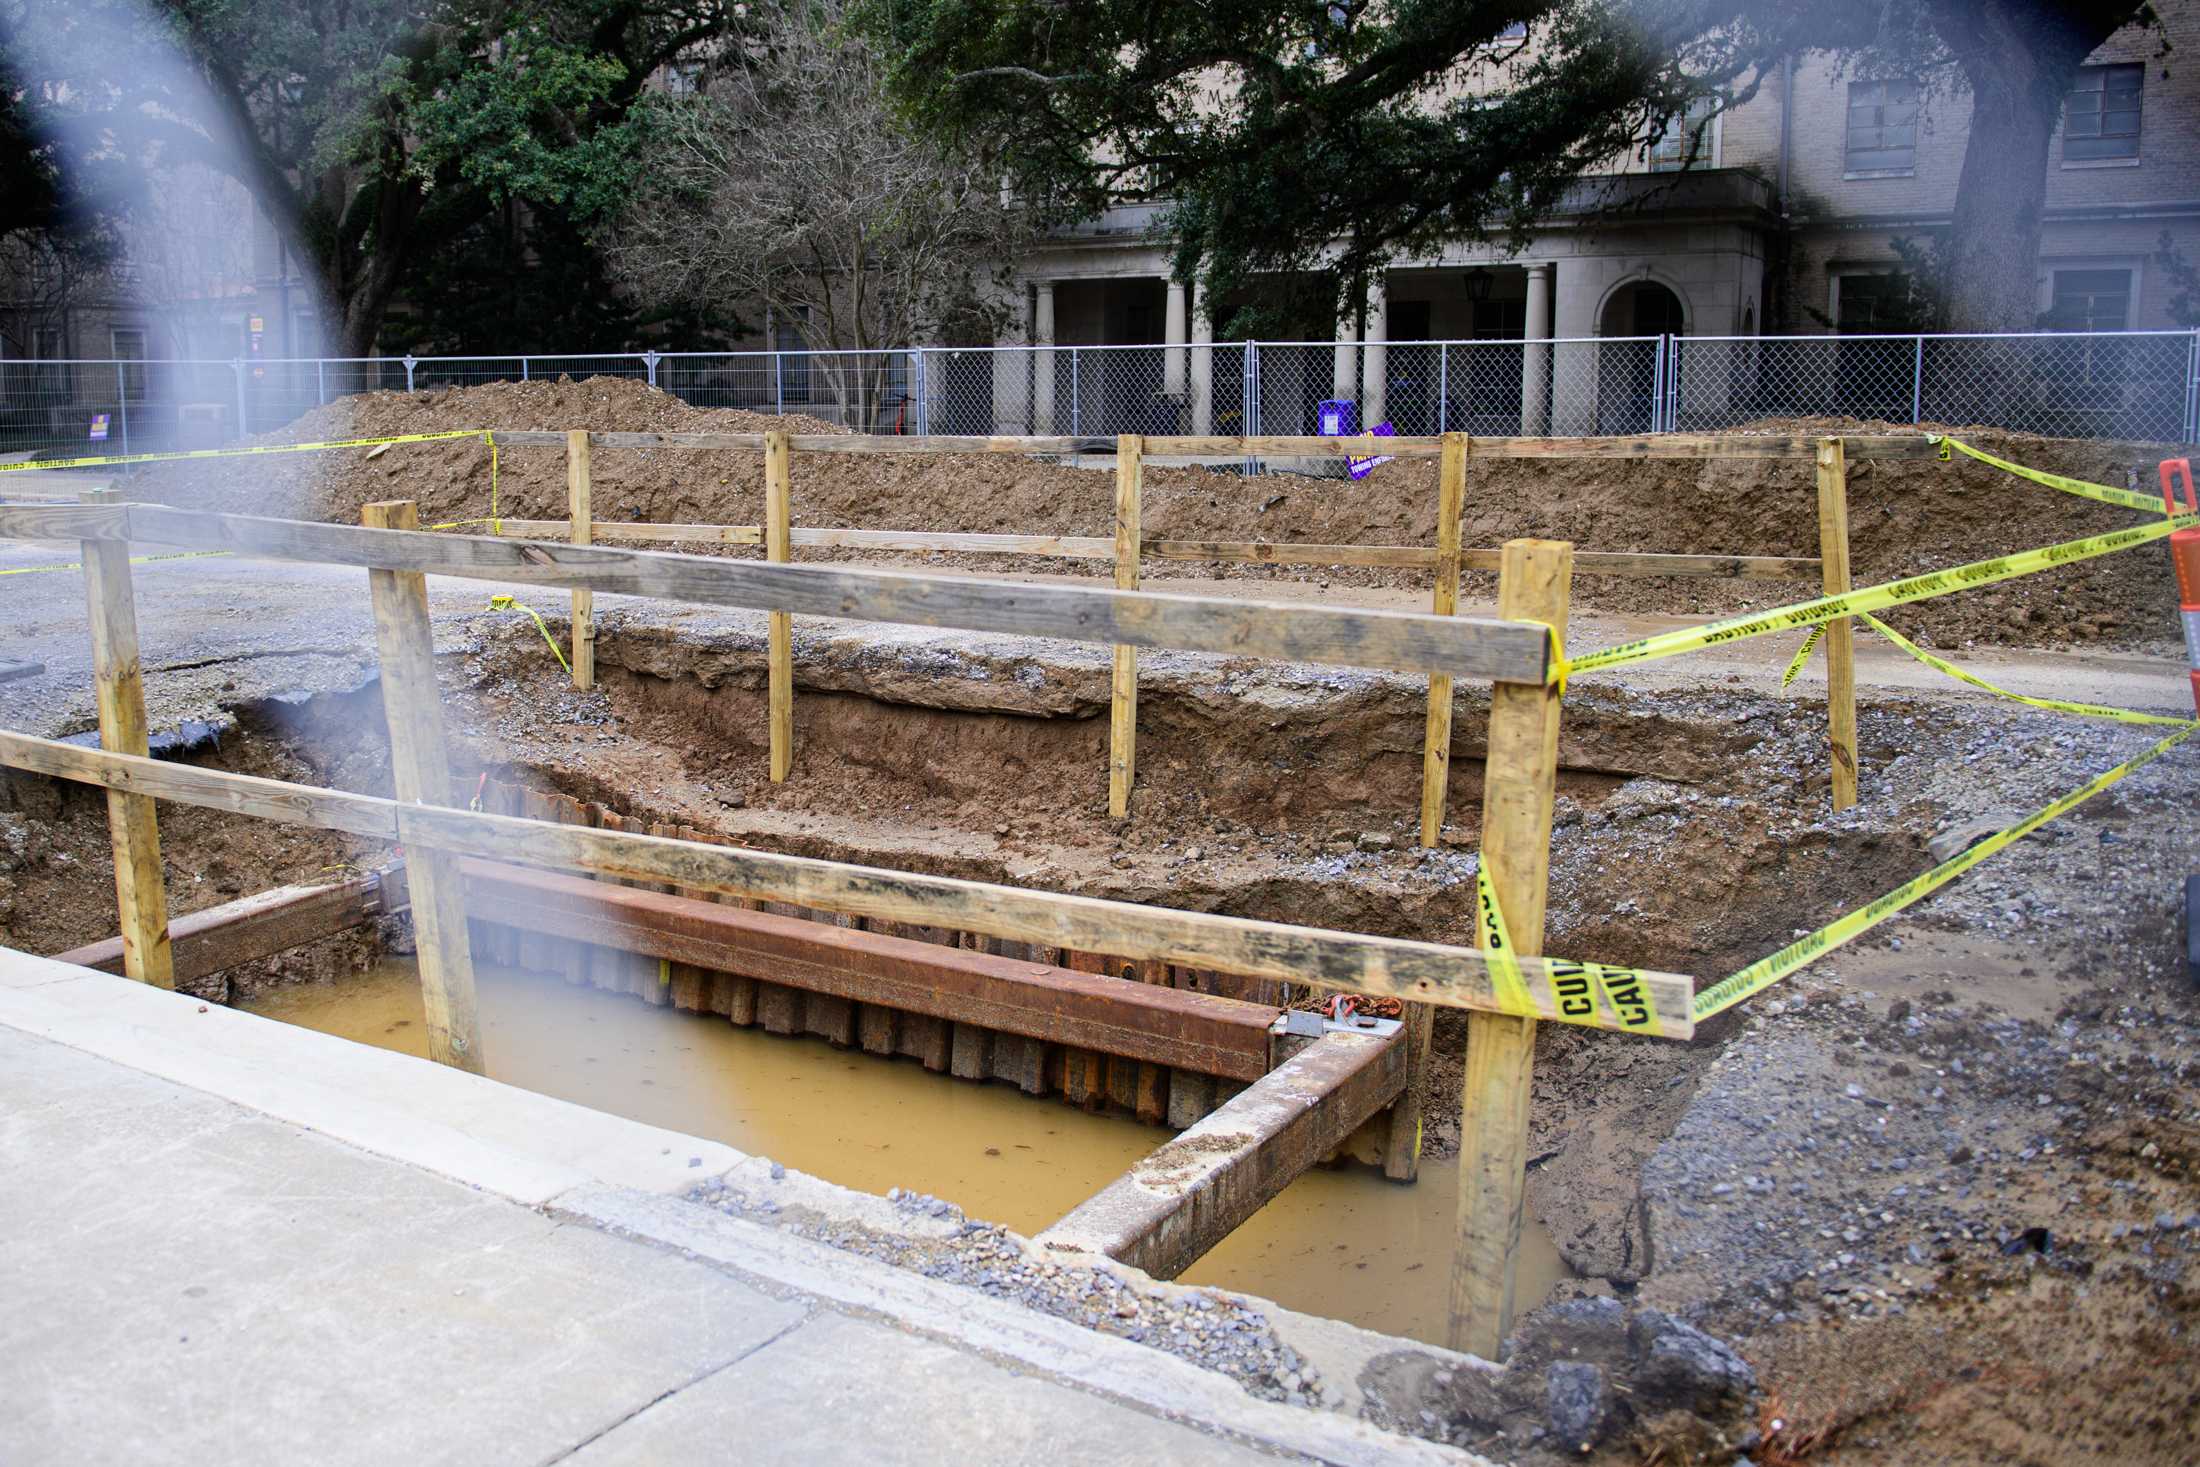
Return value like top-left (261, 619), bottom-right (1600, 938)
top-left (535, 1311), bottom-right (812, 1466)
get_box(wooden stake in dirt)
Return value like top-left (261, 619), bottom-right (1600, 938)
top-left (764, 429), bottom-right (794, 783)
top-left (78, 487), bottom-right (173, 988)
top-left (361, 499), bottom-right (486, 1073)
top-left (1817, 437), bottom-right (1859, 811)
top-left (1418, 432), bottom-right (1470, 847)
top-left (1450, 537), bottom-right (1572, 1360)
top-left (1387, 431), bottom-right (1470, 1182)
top-left (567, 429), bottom-right (595, 691)
top-left (1109, 434), bottom-right (1144, 818)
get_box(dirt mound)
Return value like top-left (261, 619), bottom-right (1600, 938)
top-left (131, 378), bottom-right (2185, 651)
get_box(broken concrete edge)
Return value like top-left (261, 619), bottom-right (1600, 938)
top-left (563, 1185), bottom-right (1473, 1467)
top-left (0, 944), bottom-right (1489, 1462)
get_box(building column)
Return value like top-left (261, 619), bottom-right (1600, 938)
top-left (1189, 297), bottom-right (1214, 435)
top-left (1164, 279), bottom-right (1189, 400)
top-left (1363, 276), bottom-right (1388, 428)
top-left (1033, 280), bottom-right (1057, 434)
top-left (1332, 295), bottom-right (1358, 408)
top-left (1522, 263), bottom-right (1554, 436)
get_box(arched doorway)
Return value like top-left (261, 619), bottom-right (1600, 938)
top-left (1594, 281), bottom-right (1685, 432)
top-left (1600, 280), bottom-right (1686, 337)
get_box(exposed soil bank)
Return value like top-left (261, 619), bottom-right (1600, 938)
top-left (128, 376), bottom-right (2184, 651)
top-left (7, 598), bottom-right (2195, 1465)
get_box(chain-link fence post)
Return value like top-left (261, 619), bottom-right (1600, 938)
top-left (1244, 342), bottom-right (1261, 476)
top-left (1651, 336), bottom-right (1669, 433)
top-left (115, 362), bottom-right (129, 458)
top-left (521, 356), bottom-right (530, 382)
top-left (232, 360), bottom-right (248, 441)
top-left (911, 348), bottom-right (928, 435)
top-left (2186, 331), bottom-right (2199, 444)
top-left (403, 355), bottom-right (418, 392)
top-left (643, 350), bottom-right (660, 389)
top-left (1671, 336), bottom-right (1683, 431)
top-left (317, 360), bottom-right (327, 407)
top-left (1910, 336), bottom-right (1924, 424)
top-left (774, 352), bottom-right (785, 415)
top-left (1437, 343), bottom-right (1450, 434)
top-left (1069, 347), bottom-right (1082, 437)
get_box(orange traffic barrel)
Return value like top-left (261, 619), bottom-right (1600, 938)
top-left (2163, 458), bottom-right (2200, 715)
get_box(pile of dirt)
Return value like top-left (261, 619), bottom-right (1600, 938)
top-left (132, 377), bottom-right (2184, 650)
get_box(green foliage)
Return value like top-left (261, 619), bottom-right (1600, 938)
top-left (1, 0), bottom-right (752, 351)
top-left (862, 0), bottom-right (2163, 336)
top-left (2156, 230), bottom-right (2200, 330)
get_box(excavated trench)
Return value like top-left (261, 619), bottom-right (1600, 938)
top-left (0, 625), bottom-right (1937, 1343)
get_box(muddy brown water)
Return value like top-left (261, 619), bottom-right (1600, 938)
top-left (242, 960), bottom-right (1570, 1345)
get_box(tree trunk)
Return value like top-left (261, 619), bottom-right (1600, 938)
top-left (1932, 0), bottom-right (2139, 332)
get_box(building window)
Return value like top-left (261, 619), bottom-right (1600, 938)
top-left (32, 325), bottom-right (70, 397)
top-left (1845, 80), bottom-right (1918, 175)
top-left (2065, 64), bottom-right (2142, 162)
top-left (112, 328), bottom-right (147, 402)
top-left (663, 61), bottom-right (703, 95)
top-left (1471, 299), bottom-right (1526, 340)
top-left (1646, 95), bottom-right (1717, 171)
top-left (2046, 268), bottom-right (2132, 332)
top-left (1834, 272), bottom-right (1912, 332)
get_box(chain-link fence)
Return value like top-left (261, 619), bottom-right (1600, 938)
top-left (4, 332), bottom-right (2196, 462)
top-left (1672, 331), bottom-right (2200, 443)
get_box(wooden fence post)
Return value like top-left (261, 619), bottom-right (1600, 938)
top-left (1817, 437), bottom-right (1858, 811)
top-left (79, 488), bottom-right (173, 988)
top-left (1385, 431), bottom-right (1469, 1182)
top-left (567, 429), bottom-right (595, 691)
top-left (1418, 431), bottom-right (1469, 846)
top-left (1449, 537), bottom-right (1571, 1359)
top-left (362, 499), bottom-right (486, 1074)
top-left (765, 429), bottom-right (794, 783)
top-left (1108, 433), bottom-right (1144, 818)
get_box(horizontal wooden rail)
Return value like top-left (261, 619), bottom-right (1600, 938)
top-left (478, 429), bottom-right (1934, 460)
top-left (462, 521), bottom-right (1819, 582)
top-left (0, 503), bottom-right (1549, 682)
top-left (0, 729), bottom-right (1694, 1037)
top-left (496, 518), bottom-right (764, 546)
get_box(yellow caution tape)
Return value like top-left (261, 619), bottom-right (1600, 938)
top-left (1691, 719), bottom-right (2196, 1021)
top-left (1474, 865), bottom-right (1537, 1017)
top-left (1858, 612), bottom-right (2195, 726)
top-left (1563, 511), bottom-right (2197, 680)
top-left (1932, 435), bottom-right (2170, 516)
top-left (0, 428), bottom-right (492, 475)
top-left (486, 593), bottom-right (571, 673)
top-left (0, 549), bottom-right (231, 577)
top-left (0, 427), bottom-right (503, 537)
top-left (1475, 865), bottom-right (1664, 1034)
top-left (1780, 625), bottom-right (1826, 690)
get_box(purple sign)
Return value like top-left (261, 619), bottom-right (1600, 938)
top-left (1346, 421), bottom-right (1396, 480)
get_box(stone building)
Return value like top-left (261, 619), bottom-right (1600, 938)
top-left (976, 13), bottom-right (2200, 436)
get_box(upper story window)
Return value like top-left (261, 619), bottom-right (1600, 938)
top-left (1646, 95), bottom-right (1717, 172)
top-left (2065, 64), bottom-right (2142, 162)
top-left (1845, 79), bottom-right (1918, 176)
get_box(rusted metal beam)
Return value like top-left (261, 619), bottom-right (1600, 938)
top-left (459, 859), bottom-right (1281, 1080)
top-left (54, 868), bottom-right (397, 984)
top-left (1034, 1028), bottom-right (1407, 1279)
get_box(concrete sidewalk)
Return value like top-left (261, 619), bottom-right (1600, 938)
top-left (0, 949), bottom-right (1467, 1466)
